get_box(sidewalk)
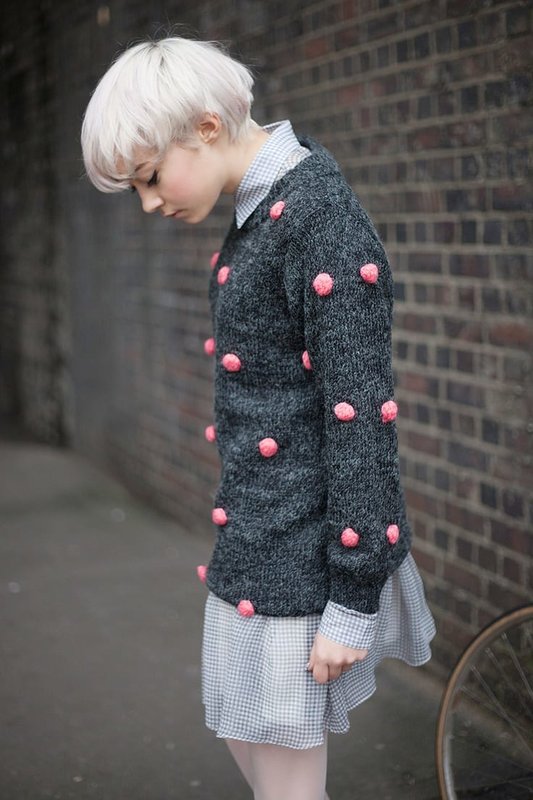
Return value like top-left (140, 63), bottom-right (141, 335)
top-left (0, 426), bottom-right (444, 799)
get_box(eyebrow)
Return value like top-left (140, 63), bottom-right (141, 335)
top-left (134, 161), bottom-right (151, 173)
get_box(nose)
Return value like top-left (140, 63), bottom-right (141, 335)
top-left (138, 187), bottom-right (163, 214)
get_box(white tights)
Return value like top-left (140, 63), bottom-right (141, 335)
top-left (225, 735), bottom-right (330, 800)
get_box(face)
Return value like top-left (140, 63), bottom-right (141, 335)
top-left (128, 124), bottom-right (230, 224)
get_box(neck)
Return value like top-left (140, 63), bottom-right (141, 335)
top-left (221, 120), bottom-right (270, 194)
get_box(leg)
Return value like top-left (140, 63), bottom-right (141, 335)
top-left (248, 731), bottom-right (329, 800)
top-left (225, 738), bottom-right (254, 790)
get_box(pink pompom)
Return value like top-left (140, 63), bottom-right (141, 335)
top-left (341, 528), bottom-right (360, 547)
top-left (210, 251), bottom-right (220, 269)
top-left (196, 565), bottom-right (208, 583)
top-left (386, 524), bottom-right (400, 544)
top-left (269, 201), bottom-right (285, 220)
top-left (217, 265), bottom-right (231, 285)
top-left (212, 507), bottom-right (228, 525)
top-left (237, 599), bottom-right (255, 617)
top-left (221, 353), bottom-right (242, 372)
top-left (334, 402), bottom-right (356, 421)
top-left (302, 350), bottom-right (312, 370)
top-left (381, 400), bottom-right (398, 422)
top-left (312, 273), bottom-right (334, 296)
top-left (258, 437), bottom-right (278, 457)
top-left (204, 337), bottom-right (215, 356)
top-left (360, 263), bottom-right (379, 283)
top-left (205, 424), bottom-right (216, 442)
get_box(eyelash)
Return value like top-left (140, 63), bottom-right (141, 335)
top-left (130, 170), bottom-right (158, 194)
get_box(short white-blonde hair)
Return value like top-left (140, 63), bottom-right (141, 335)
top-left (81, 36), bottom-right (255, 192)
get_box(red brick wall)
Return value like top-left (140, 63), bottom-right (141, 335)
top-left (1, 0), bottom-right (532, 676)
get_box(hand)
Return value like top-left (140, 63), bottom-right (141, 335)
top-left (306, 631), bottom-right (369, 684)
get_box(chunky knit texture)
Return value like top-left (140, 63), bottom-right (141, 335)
top-left (204, 135), bottom-right (412, 617)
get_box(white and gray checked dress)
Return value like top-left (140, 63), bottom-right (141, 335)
top-left (201, 121), bottom-right (438, 750)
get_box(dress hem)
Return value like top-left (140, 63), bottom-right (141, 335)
top-left (202, 646), bottom-right (435, 750)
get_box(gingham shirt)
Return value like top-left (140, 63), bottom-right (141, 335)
top-left (232, 120), bottom-right (378, 650)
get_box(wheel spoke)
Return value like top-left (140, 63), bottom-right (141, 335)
top-left (501, 631), bottom-right (533, 705)
top-left (483, 641), bottom-right (533, 723)
top-left (469, 665), bottom-right (533, 758)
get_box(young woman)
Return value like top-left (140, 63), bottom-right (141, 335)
top-left (81, 35), bottom-right (437, 800)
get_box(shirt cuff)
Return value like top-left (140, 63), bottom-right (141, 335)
top-left (318, 600), bottom-right (378, 650)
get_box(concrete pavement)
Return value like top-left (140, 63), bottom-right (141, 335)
top-left (0, 426), bottom-right (445, 799)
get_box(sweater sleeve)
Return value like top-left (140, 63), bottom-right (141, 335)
top-left (283, 202), bottom-right (406, 616)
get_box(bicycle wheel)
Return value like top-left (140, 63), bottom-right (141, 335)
top-left (436, 604), bottom-right (533, 799)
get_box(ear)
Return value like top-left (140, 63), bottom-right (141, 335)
top-left (197, 112), bottom-right (222, 144)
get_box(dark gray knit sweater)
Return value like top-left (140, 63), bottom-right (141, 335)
top-left (204, 135), bottom-right (411, 617)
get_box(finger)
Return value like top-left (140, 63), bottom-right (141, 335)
top-left (312, 662), bottom-right (329, 685)
top-left (328, 666), bottom-right (343, 682)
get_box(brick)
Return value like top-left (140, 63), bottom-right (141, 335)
top-left (505, 6), bottom-right (531, 37)
top-left (445, 119), bottom-right (486, 147)
top-left (304, 36), bottom-right (330, 60)
top-left (414, 33), bottom-right (430, 59)
top-left (457, 414), bottom-right (476, 439)
top-left (485, 80), bottom-right (507, 108)
top-left (435, 26), bottom-right (452, 53)
top-left (503, 556), bottom-right (522, 583)
top-left (490, 519), bottom-right (532, 556)
top-left (507, 148), bottom-right (531, 179)
top-left (435, 468), bottom-right (450, 492)
top-left (460, 85), bottom-right (479, 112)
top-left (433, 92), bottom-right (460, 121)
top-left (483, 220), bottom-right (502, 245)
top-left (442, 316), bottom-right (483, 343)
top-left (407, 252), bottom-right (442, 272)
top-left (481, 287), bottom-right (502, 313)
top-left (488, 323), bottom-right (533, 350)
top-left (396, 39), bottom-right (409, 62)
top-left (417, 95), bottom-right (432, 118)
top-left (458, 19), bottom-right (477, 49)
top-left (367, 12), bottom-right (399, 40)
top-left (402, 371), bottom-right (440, 397)
top-left (508, 219), bottom-right (530, 246)
top-left (446, 440), bottom-right (489, 470)
top-left (485, 151), bottom-right (505, 178)
top-left (456, 536), bottom-right (473, 561)
top-left (493, 184), bottom-right (533, 211)
top-left (502, 489), bottom-right (524, 519)
top-left (434, 221), bottom-right (455, 243)
top-left (334, 25), bottom-right (360, 50)
top-left (487, 580), bottom-right (529, 611)
top-left (406, 430), bottom-right (442, 456)
top-left (461, 154), bottom-right (480, 179)
top-left (411, 547), bottom-right (436, 576)
top-left (436, 347), bottom-right (451, 368)
top-left (503, 356), bottom-right (530, 382)
top-left (456, 350), bottom-right (474, 373)
top-left (449, 253), bottom-right (490, 278)
top-left (481, 418), bottom-right (500, 445)
top-left (436, 409), bottom-right (452, 430)
top-left (435, 527), bottom-right (449, 550)
top-left (405, 2), bottom-right (442, 28)
top-left (443, 561), bottom-right (481, 595)
top-left (415, 343), bottom-right (429, 364)
top-left (446, 380), bottom-right (485, 408)
top-left (461, 219), bottom-right (477, 243)
top-left (397, 312), bottom-right (438, 335)
top-left (446, 187), bottom-right (487, 212)
top-left (478, 544), bottom-right (498, 573)
top-left (414, 221), bottom-right (427, 241)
